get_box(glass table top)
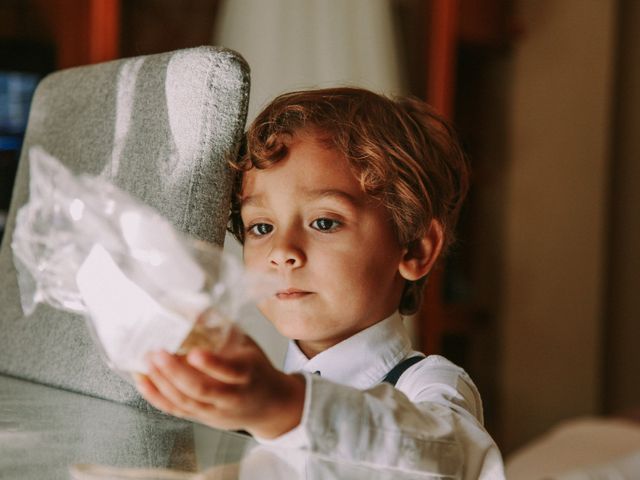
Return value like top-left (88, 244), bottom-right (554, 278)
top-left (0, 374), bottom-right (434, 479)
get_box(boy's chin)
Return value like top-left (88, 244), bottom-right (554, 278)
top-left (258, 302), bottom-right (321, 329)
top-left (269, 320), bottom-right (315, 342)
top-left (267, 318), bottom-right (329, 344)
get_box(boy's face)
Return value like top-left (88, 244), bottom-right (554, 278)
top-left (240, 132), bottom-right (408, 357)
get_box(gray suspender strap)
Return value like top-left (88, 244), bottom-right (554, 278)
top-left (381, 355), bottom-right (425, 386)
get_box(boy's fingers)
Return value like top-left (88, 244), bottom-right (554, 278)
top-left (148, 351), bottom-right (242, 405)
top-left (186, 349), bottom-right (250, 385)
top-left (135, 372), bottom-right (190, 417)
top-left (146, 356), bottom-right (217, 413)
top-left (136, 367), bottom-right (244, 426)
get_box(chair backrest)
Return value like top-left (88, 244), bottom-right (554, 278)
top-left (0, 46), bottom-right (249, 408)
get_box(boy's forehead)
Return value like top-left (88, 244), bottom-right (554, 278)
top-left (239, 140), bottom-right (367, 208)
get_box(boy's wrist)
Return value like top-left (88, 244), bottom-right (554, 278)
top-left (249, 373), bottom-right (306, 439)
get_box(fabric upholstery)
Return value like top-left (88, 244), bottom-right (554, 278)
top-left (0, 46), bottom-right (249, 407)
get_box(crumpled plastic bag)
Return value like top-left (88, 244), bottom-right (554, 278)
top-left (11, 147), bottom-right (278, 375)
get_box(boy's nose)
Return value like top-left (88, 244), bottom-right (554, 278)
top-left (268, 237), bottom-right (306, 270)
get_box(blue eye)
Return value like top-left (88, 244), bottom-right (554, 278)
top-left (247, 223), bottom-right (273, 236)
top-left (311, 218), bottom-right (341, 232)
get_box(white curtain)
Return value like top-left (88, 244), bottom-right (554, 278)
top-left (213, 0), bottom-right (405, 122)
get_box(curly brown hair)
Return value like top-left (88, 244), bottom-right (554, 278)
top-left (228, 87), bottom-right (469, 315)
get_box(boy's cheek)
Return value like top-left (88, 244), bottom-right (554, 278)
top-left (240, 248), bottom-right (262, 270)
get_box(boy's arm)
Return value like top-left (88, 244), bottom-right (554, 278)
top-left (258, 371), bottom-right (505, 479)
top-left (135, 329), bottom-right (305, 439)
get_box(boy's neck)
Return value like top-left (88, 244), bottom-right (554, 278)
top-left (295, 340), bottom-right (329, 359)
top-left (295, 311), bottom-right (399, 359)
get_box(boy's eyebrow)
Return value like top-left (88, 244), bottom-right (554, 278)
top-left (304, 189), bottom-right (362, 206)
top-left (240, 194), bottom-right (264, 208)
top-left (240, 189), bottom-right (362, 209)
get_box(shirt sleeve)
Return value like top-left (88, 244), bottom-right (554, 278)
top-left (256, 370), bottom-right (505, 479)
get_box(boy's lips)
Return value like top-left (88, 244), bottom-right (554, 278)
top-left (275, 288), bottom-right (313, 300)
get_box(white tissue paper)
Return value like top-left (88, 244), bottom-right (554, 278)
top-left (12, 147), bottom-right (279, 376)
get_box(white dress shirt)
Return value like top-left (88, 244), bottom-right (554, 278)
top-left (257, 312), bottom-right (505, 478)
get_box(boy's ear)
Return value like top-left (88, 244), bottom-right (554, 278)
top-left (398, 220), bottom-right (444, 281)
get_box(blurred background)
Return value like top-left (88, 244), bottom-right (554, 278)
top-left (1, 0), bottom-right (638, 466)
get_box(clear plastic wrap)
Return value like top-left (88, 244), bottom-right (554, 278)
top-left (11, 147), bottom-right (278, 375)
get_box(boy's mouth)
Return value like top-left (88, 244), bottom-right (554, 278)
top-left (275, 288), bottom-right (313, 300)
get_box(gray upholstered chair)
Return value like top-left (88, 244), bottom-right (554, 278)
top-left (0, 46), bottom-right (249, 409)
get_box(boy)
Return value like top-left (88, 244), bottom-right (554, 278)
top-left (135, 88), bottom-right (505, 477)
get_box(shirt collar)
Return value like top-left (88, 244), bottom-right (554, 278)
top-left (282, 311), bottom-right (412, 389)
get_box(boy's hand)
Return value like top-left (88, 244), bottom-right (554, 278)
top-left (134, 328), bottom-right (305, 439)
